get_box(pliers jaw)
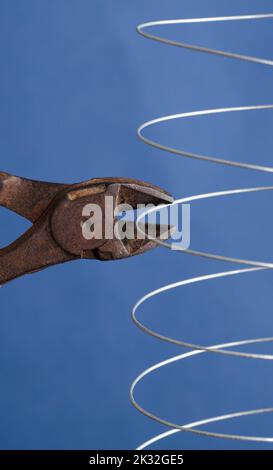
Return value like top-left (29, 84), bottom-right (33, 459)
top-left (92, 179), bottom-right (173, 261)
top-left (50, 177), bottom-right (173, 261)
top-left (0, 174), bottom-right (173, 284)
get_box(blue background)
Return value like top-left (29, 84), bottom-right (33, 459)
top-left (1, 0), bottom-right (273, 450)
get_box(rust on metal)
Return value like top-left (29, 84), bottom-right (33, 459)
top-left (67, 184), bottom-right (106, 201)
top-left (0, 172), bottom-right (173, 285)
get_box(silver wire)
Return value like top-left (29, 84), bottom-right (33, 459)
top-left (137, 14), bottom-right (273, 67)
top-left (138, 106), bottom-right (273, 173)
top-left (132, 13), bottom-right (273, 449)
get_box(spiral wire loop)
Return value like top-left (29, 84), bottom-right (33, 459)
top-left (130, 14), bottom-right (273, 449)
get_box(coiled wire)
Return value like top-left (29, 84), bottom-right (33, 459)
top-left (130, 13), bottom-right (273, 449)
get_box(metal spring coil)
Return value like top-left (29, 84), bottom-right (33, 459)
top-left (130, 13), bottom-right (273, 450)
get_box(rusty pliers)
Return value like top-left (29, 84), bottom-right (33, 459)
top-left (0, 172), bottom-right (173, 285)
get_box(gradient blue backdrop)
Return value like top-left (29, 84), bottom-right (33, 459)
top-left (1, 0), bottom-right (273, 450)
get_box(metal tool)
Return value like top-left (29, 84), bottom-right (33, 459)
top-left (0, 172), bottom-right (173, 285)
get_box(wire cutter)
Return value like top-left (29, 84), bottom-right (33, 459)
top-left (0, 172), bottom-right (173, 285)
